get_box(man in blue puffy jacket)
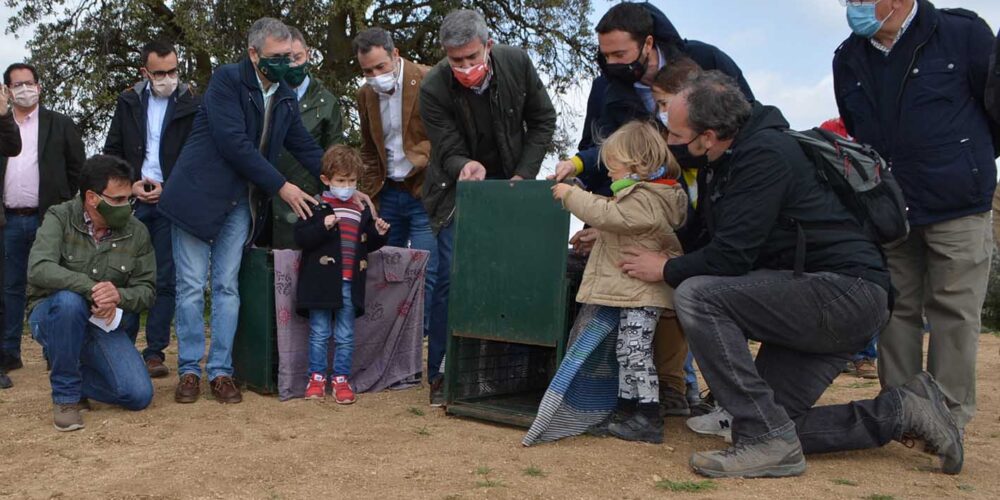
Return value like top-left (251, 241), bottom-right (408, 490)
top-left (834, 0), bottom-right (997, 431)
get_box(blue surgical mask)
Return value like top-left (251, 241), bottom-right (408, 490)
top-left (325, 186), bottom-right (356, 201)
top-left (846, 1), bottom-right (893, 39)
top-left (657, 111), bottom-right (669, 128)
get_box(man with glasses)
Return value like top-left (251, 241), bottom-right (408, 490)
top-left (0, 63), bottom-right (85, 374)
top-left (26, 154), bottom-right (156, 431)
top-left (834, 0), bottom-right (997, 433)
top-left (103, 40), bottom-right (201, 379)
top-left (158, 17), bottom-right (325, 405)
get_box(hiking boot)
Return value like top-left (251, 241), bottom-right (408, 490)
top-left (609, 403), bottom-right (664, 444)
top-left (660, 386), bottom-right (691, 417)
top-left (429, 374), bottom-right (444, 407)
top-left (687, 406), bottom-right (733, 443)
top-left (146, 357), bottom-right (170, 378)
top-left (174, 373), bottom-right (200, 403)
top-left (690, 390), bottom-right (717, 417)
top-left (332, 375), bottom-right (356, 405)
top-left (896, 372), bottom-right (963, 475)
top-left (690, 428), bottom-right (806, 478)
top-left (53, 403), bottom-right (85, 432)
top-left (587, 400), bottom-right (637, 437)
top-left (853, 358), bottom-right (878, 379)
top-left (210, 376), bottom-right (242, 404)
top-left (304, 373), bottom-right (326, 400)
top-left (0, 370), bottom-right (11, 389)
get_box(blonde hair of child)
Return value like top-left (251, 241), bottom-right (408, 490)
top-left (599, 120), bottom-right (680, 180)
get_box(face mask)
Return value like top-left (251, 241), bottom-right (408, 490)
top-left (12, 85), bottom-right (39, 108)
top-left (283, 62), bottom-right (310, 87)
top-left (150, 75), bottom-right (178, 97)
top-left (668, 134), bottom-right (709, 170)
top-left (452, 53), bottom-right (490, 88)
top-left (97, 198), bottom-right (133, 230)
top-left (846, 1), bottom-right (893, 38)
top-left (367, 62), bottom-right (398, 94)
top-left (256, 56), bottom-right (291, 83)
top-left (657, 111), bottom-right (669, 128)
top-left (326, 186), bottom-right (356, 201)
top-left (600, 45), bottom-right (647, 85)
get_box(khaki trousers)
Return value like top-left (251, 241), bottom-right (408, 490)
top-left (653, 310), bottom-right (688, 394)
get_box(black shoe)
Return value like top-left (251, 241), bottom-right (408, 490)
top-left (897, 372), bottom-right (963, 475)
top-left (587, 404), bottom-right (635, 437)
top-left (690, 390), bottom-right (717, 417)
top-left (1, 353), bottom-right (23, 372)
top-left (0, 370), bottom-right (11, 389)
top-left (608, 404), bottom-right (664, 444)
top-left (429, 374), bottom-right (445, 407)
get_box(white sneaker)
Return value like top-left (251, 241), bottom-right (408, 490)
top-left (686, 406), bottom-right (733, 443)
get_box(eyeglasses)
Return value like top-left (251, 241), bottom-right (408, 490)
top-left (99, 192), bottom-right (136, 207)
top-left (145, 68), bottom-right (178, 80)
top-left (839, 0), bottom-right (881, 6)
top-left (9, 81), bottom-right (37, 89)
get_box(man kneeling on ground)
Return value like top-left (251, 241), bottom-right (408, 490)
top-left (27, 155), bottom-right (155, 431)
top-left (622, 72), bottom-right (963, 477)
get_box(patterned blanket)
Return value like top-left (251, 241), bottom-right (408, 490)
top-left (522, 304), bottom-right (620, 445)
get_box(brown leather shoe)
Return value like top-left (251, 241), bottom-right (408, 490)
top-left (210, 376), bottom-right (242, 404)
top-left (146, 357), bottom-right (170, 378)
top-left (175, 373), bottom-right (201, 403)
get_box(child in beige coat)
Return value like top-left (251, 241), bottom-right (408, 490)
top-left (552, 121), bottom-right (688, 443)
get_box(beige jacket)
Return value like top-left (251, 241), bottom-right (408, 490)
top-left (563, 181), bottom-right (688, 309)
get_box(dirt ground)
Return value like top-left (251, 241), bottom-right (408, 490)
top-left (2, 334), bottom-right (1000, 500)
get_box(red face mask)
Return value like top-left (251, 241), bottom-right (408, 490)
top-left (451, 53), bottom-right (490, 88)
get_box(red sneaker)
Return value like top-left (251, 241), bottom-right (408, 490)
top-left (332, 375), bottom-right (355, 404)
top-left (304, 373), bottom-right (326, 399)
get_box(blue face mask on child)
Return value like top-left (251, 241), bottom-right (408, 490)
top-left (846, 1), bottom-right (894, 39)
top-left (325, 186), bottom-right (356, 201)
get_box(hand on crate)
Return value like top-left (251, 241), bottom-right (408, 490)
top-left (551, 182), bottom-right (573, 201)
top-left (459, 161), bottom-right (487, 181)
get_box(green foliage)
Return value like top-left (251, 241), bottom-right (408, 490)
top-left (522, 465), bottom-right (545, 477)
top-left (831, 478), bottom-right (858, 486)
top-left (407, 406), bottom-right (425, 416)
top-left (5, 0), bottom-right (596, 152)
top-left (653, 479), bottom-right (717, 493)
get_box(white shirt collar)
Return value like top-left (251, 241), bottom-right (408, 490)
top-left (871, 0), bottom-right (919, 55)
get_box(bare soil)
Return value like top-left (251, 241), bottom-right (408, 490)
top-left (2, 334), bottom-right (1000, 499)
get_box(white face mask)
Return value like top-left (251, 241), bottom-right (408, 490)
top-left (366, 60), bottom-right (398, 94)
top-left (150, 75), bottom-right (178, 98)
top-left (12, 85), bottom-right (39, 109)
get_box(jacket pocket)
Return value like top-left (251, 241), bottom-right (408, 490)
top-left (106, 251), bottom-right (135, 285)
top-left (819, 276), bottom-right (883, 351)
top-left (895, 139), bottom-right (981, 215)
top-left (907, 58), bottom-right (962, 106)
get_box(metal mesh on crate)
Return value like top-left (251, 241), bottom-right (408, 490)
top-left (451, 337), bottom-right (557, 401)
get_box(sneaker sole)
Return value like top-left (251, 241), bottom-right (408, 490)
top-left (304, 394), bottom-right (324, 400)
top-left (174, 395), bottom-right (199, 404)
top-left (691, 458), bottom-right (806, 479)
top-left (54, 422), bottom-right (84, 432)
top-left (335, 399), bottom-right (356, 405)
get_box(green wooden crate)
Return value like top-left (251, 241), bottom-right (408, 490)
top-left (444, 180), bottom-right (572, 427)
top-left (232, 247), bottom-right (279, 394)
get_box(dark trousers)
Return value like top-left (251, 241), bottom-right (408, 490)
top-left (426, 222), bottom-right (455, 380)
top-left (123, 201), bottom-right (175, 362)
top-left (674, 269), bottom-right (902, 453)
top-left (2, 212), bottom-right (39, 359)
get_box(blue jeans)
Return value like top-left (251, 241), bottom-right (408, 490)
top-left (124, 201), bottom-right (175, 362)
top-left (308, 281), bottom-right (354, 376)
top-left (853, 335), bottom-right (878, 361)
top-left (675, 270), bottom-right (898, 453)
top-left (172, 199), bottom-right (250, 380)
top-left (684, 351), bottom-right (699, 388)
top-left (378, 185), bottom-right (438, 332)
top-left (3, 212), bottom-right (39, 358)
top-left (29, 290), bottom-right (153, 409)
top-left (426, 222), bottom-right (455, 380)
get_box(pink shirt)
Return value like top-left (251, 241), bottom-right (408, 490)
top-left (4, 107), bottom-right (40, 208)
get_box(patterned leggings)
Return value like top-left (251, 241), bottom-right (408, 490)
top-left (616, 307), bottom-right (662, 403)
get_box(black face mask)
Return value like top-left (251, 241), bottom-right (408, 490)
top-left (600, 45), bottom-right (646, 85)
top-left (668, 134), bottom-right (709, 170)
top-left (284, 62), bottom-right (310, 87)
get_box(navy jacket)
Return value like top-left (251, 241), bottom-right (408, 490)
top-left (159, 58), bottom-right (323, 243)
top-left (833, 1), bottom-right (997, 227)
top-left (576, 2), bottom-right (754, 194)
top-left (103, 80), bottom-right (201, 182)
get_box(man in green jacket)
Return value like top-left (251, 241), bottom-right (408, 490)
top-left (269, 27), bottom-right (345, 248)
top-left (419, 9), bottom-right (557, 404)
top-left (27, 155), bottom-right (156, 431)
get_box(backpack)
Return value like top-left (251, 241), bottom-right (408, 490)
top-left (786, 127), bottom-right (909, 246)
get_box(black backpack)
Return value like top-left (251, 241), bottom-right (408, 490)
top-left (786, 127), bottom-right (909, 247)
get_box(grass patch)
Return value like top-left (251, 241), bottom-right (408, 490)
top-left (654, 479), bottom-right (717, 492)
top-left (831, 478), bottom-right (858, 486)
top-left (864, 495), bottom-right (895, 500)
top-left (523, 466), bottom-right (546, 478)
top-left (407, 406), bottom-right (425, 416)
top-left (958, 484), bottom-right (975, 492)
top-left (475, 478), bottom-right (504, 488)
top-left (474, 466), bottom-right (492, 476)
top-left (415, 426), bottom-right (430, 436)
top-left (847, 381), bottom-right (877, 389)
